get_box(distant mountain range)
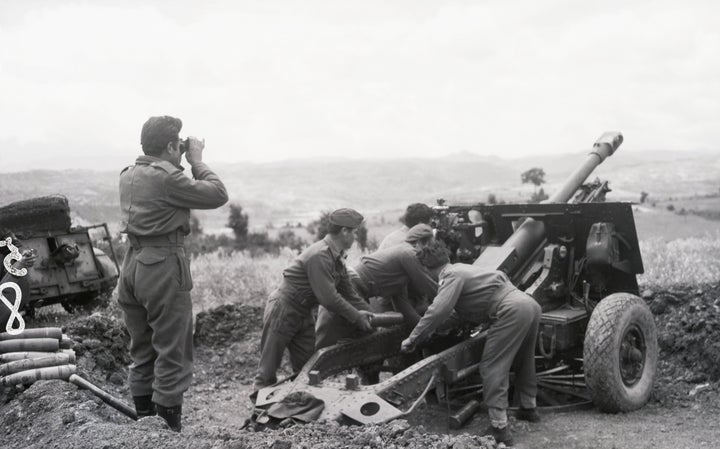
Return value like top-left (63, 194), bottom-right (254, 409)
top-left (1, 150), bottom-right (717, 234)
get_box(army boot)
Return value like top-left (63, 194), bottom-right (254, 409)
top-left (484, 425), bottom-right (514, 446)
top-left (133, 395), bottom-right (156, 418)
top-left (515, 407), bottom-right (541, 422)
top-left (155, 403), bottom-right (182, 432)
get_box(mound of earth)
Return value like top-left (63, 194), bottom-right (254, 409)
top-left (193, 304), bottom-right (266, 386)
top-left (644, 283), bottom-right (720, 406)
top-left (63, 313), bottom-right (131, 386)
top-left (194, 303), bottom-right (264, 348)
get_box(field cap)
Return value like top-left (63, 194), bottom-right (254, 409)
top-left (141, 115), bottom-right (182, 152)
top-left (329, 208), bottom-right (364, 228)
top-left (405, 223), bottom-right (433, 243)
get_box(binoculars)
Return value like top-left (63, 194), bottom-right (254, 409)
top-left (178, 138), bottom-right (191, 154)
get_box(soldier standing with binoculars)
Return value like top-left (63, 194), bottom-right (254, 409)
top-left (118, 116), bottom-right (228, 431)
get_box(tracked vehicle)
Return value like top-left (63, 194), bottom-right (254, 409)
top-left (254, 132), bottom-right (657, 425)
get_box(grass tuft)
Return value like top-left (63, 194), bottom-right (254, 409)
top-left (638, 233), bottom-right (720, 288)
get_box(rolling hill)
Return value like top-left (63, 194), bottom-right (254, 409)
top-left (0, 150), bottom-right (717, 234)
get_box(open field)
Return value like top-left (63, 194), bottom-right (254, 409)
top-left (1, 158), bottom-right (719, 448)
top-left (2, 236), bottom-right (719, 449)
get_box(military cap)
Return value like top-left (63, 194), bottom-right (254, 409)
top-left (405, 223), bottom-right (434, 243)
top-left (328, 208), bottom-right (364, 228)
top-left (140, 115), bottom-right (182, 153)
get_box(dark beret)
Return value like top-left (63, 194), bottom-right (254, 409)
top-left (405, 223), bottom-right (434, 243)
top-left (141, 116), bottom-right (182, 152)
top-left (329, 208), bottom-right (364, 228)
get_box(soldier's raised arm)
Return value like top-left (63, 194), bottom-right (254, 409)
top-left (164, 136), bottom-right (228, 209)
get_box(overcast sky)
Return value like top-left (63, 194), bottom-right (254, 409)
top-left (1, 0), bottom-right (718, 171)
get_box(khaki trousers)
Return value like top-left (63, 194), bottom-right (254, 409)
top-left (480, 289), bottom-right (541, 427)
top-left (253, 290), bottom-right (316, 390)
top-left (117, 245), bottom-right (194, 407)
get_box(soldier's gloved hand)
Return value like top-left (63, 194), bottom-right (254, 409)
top-left (400, 338), bottom-right (417, 354)
top-left (355, 310), bottom-right (374, 333)
top-left (184, 137), bottom-right (205, 165)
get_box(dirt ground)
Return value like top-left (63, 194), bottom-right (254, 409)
top-left (1, 284), bottom-right (719, 449)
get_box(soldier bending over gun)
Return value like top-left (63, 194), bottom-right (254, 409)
top-left (401, 251), bottom-right (541, 447)
top-left (315, 223), bottom-right (440, 350)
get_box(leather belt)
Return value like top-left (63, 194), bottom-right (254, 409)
top-left (127, 230), bottom-right (185, 248)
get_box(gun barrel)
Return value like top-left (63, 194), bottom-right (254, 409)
top-left (473, 132), bottom-right (623, 275)
top-left (547, 132), bottom-right (623, 203)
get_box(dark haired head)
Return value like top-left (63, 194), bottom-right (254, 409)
top-left (404, 203), bottom-right (433, 228)
top-left (415, 239), bottom-right (450, 268)
top-left (140, 116), bottom-right (182, 155)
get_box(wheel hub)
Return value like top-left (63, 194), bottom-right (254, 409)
top-left (619, 324), bottom-right (646, 386)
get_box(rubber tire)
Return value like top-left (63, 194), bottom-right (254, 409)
top-left (584, 293), bottom-right (658, 413)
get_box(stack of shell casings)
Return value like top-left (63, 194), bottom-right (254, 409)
top-left (0, 327), bottom-right (76, 386)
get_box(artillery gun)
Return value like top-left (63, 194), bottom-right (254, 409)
top-left (253, 132), bottom-right (657, 425)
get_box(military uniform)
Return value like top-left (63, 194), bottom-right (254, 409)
top-left (315, 242), bottom-right (438, 349)
top-left (378, 225), bottom-right (409, 250)
top-left (405, 265), bottom-right (541, 428)
top-left (254, 234), bottom-right (368, 390)
top-left (118, 155), bottom-right (227, 411)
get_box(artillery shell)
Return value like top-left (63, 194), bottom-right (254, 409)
top-left (0, 353), bottom-right (75, 376)
top-left (449, 399), bottom-right (482, 429)
top-left (1, 352), bottom-right (57, 362)
top-left (370, 312), bottom-right (405, 327)
top-left (0, 338), bottom-right (60, 354)
top-left (0, 364), bottom-right (76, 386)
top-left (0, 327), bottom-right (63, 341)
top-left (69, 374), bottom-right (138, 420)
top-left (0, 351), bottom-right (74, 363)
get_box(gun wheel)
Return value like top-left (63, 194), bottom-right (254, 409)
top-left (583, 293), bottom-right (658, 412)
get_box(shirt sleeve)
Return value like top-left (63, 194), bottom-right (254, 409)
top-left (399, 250), bottom-right (438, 300)
top-left (164, 162), bottom-right (229, 210)
top-left (407, 270), bottom-right (464, 345)
top-left (305, 252), bottom-right (365, 325)
top-left (337, 267), bottom-right (371, 312)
